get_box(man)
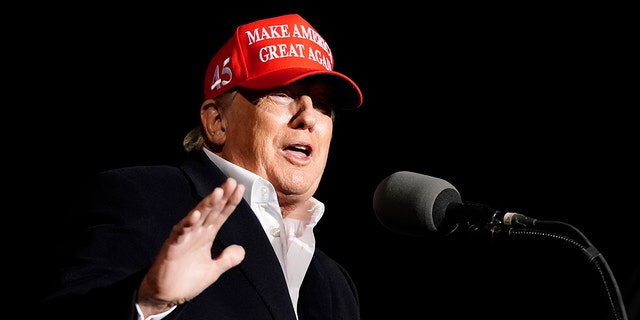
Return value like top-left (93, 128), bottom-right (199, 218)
top-left (42, 13), bottom-right (363, 320)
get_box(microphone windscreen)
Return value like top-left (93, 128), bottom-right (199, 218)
top-left (373, 171), bottom-right (462, 236)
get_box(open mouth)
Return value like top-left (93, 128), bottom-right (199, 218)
top-left (285, 144), bottom-right (311, 157)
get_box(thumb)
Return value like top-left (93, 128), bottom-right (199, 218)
top-left (213, 244), bottom-right (245, 272)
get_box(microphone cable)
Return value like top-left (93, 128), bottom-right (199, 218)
top-left (502, 218), bottom-right (628, 320)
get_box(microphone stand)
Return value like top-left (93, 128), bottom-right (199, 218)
top-left (487, 218), bottom-right (629, 320)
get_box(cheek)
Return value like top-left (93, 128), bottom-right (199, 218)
top-left (317, 118), bottom-right (334, 139)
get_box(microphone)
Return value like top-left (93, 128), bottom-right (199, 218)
top-left (372, 171), bottom-right (535, 237)
top-left (373, 172), bottom-right (630, 320)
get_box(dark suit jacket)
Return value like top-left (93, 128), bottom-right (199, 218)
top-left (43, 151), bottom-right (360, 319)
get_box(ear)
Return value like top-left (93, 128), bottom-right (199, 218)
top-left (201, 99), bottom-right (226, 147)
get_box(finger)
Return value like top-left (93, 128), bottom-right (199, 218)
top-left (171, 209), bottom-right (202, 237)
top-left (203, 180), bottom-right (245, 227)
top-left (186, 178), bottom-right (234, 227)
top-left (205, 185), bottom-right (244, 229)
top-left (218, 178), bottom-right (245, 207)
top-left (219, 179), bottom-right (245, 214)
top-left (202, 178), bottom-right (238, 210)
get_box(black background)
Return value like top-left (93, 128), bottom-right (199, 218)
top-left (16, 2), bottom-right (638, 319)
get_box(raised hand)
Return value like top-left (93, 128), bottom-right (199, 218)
top-left (137, 178), bottom-right (246, 317)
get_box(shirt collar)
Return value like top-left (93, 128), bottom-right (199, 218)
top-left (202, 148), bottom-right (325, 224)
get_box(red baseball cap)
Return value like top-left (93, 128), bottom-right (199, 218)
top-left (204, 14), bottom-right (363, 109)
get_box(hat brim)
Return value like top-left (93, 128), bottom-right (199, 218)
top-left (239, 69), bottom-right (363, 110)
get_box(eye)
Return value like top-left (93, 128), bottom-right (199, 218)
top-left (310, 98), bottom-right (334, 116)
top-left (266, 90), bottom-right (295, 106)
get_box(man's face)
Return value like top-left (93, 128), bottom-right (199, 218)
top-left (219, 77), bottom-right (336, 205)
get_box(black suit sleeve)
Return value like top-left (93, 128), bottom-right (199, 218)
top-left (41, 166), bottom-right (197, 319)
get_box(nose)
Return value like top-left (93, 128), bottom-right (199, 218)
top-left (290, 96), bottom-right (317, 130)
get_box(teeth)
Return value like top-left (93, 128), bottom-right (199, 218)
top-left (287, 145), bottom-right (309, 156)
